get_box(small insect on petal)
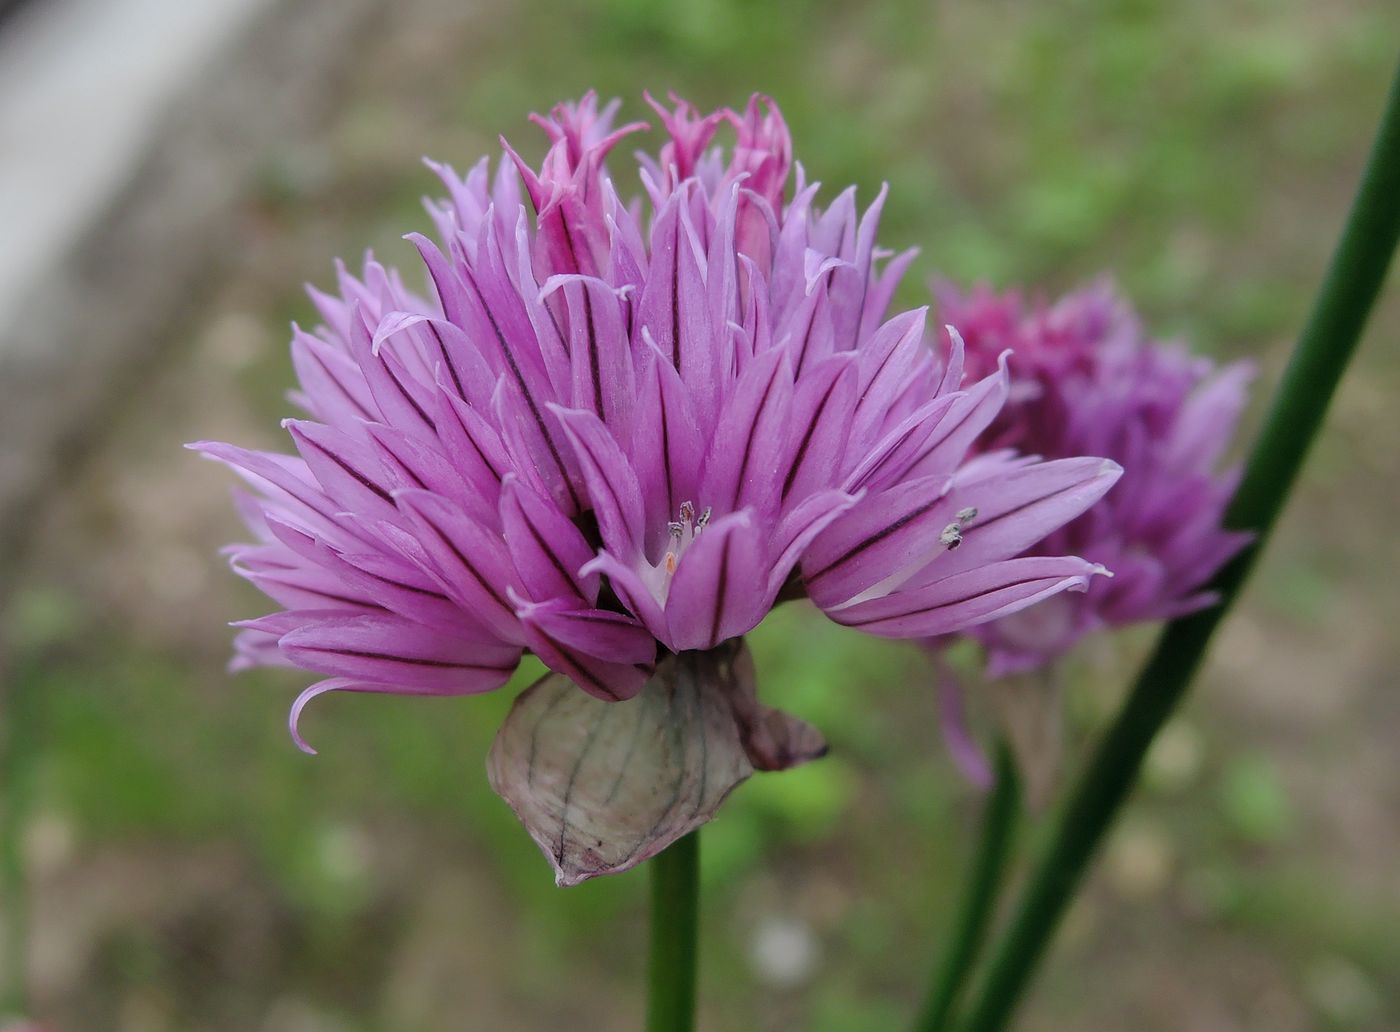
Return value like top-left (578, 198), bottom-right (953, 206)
top-left (940, 522), bottom-right (964, 549)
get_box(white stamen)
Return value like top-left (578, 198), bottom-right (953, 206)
top-left (645, 501), bottom-right (713, 603)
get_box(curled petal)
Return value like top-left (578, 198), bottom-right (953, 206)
top-left (290, 678), bottom-right (360, 755)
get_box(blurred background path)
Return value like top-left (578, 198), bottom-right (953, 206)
top-left (0, 0), bottom-right (379, 557)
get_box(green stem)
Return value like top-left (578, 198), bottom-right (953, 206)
top-left (646, 831), bottom-right (700, 1032)
top-left (957, 55), bottom-right (1400, 1032)
top-left (914, 741), bottom-right (1020, 1032)
top-left (1, 669), bottom-right (36, 1017)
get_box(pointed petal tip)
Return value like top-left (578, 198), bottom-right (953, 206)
top-left (186, 440), bottom-right (246, 461)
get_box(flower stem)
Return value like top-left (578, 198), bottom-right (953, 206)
top-left (957, 55), bottom-right (1400, 1032)
top-left (914, 740), bottom-right (1019, 1032)
top-left (646, 831), bottom-right (700, 1032)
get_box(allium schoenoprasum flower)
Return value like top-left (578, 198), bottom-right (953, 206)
top-left (190, 93), bottom-right (1121, 884)
top-left (934, 280), bottom-right (1253, 674)
top-left (929, 280), bottom-right (1252, 791)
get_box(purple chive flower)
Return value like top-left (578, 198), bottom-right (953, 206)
top-left (192, 93), bottom-right (1120, 883)
top-left (932, 279), bottom-right (1253, 678)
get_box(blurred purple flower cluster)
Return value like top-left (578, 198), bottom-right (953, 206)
top-left (932, 279), bottom-right (1253, 677)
